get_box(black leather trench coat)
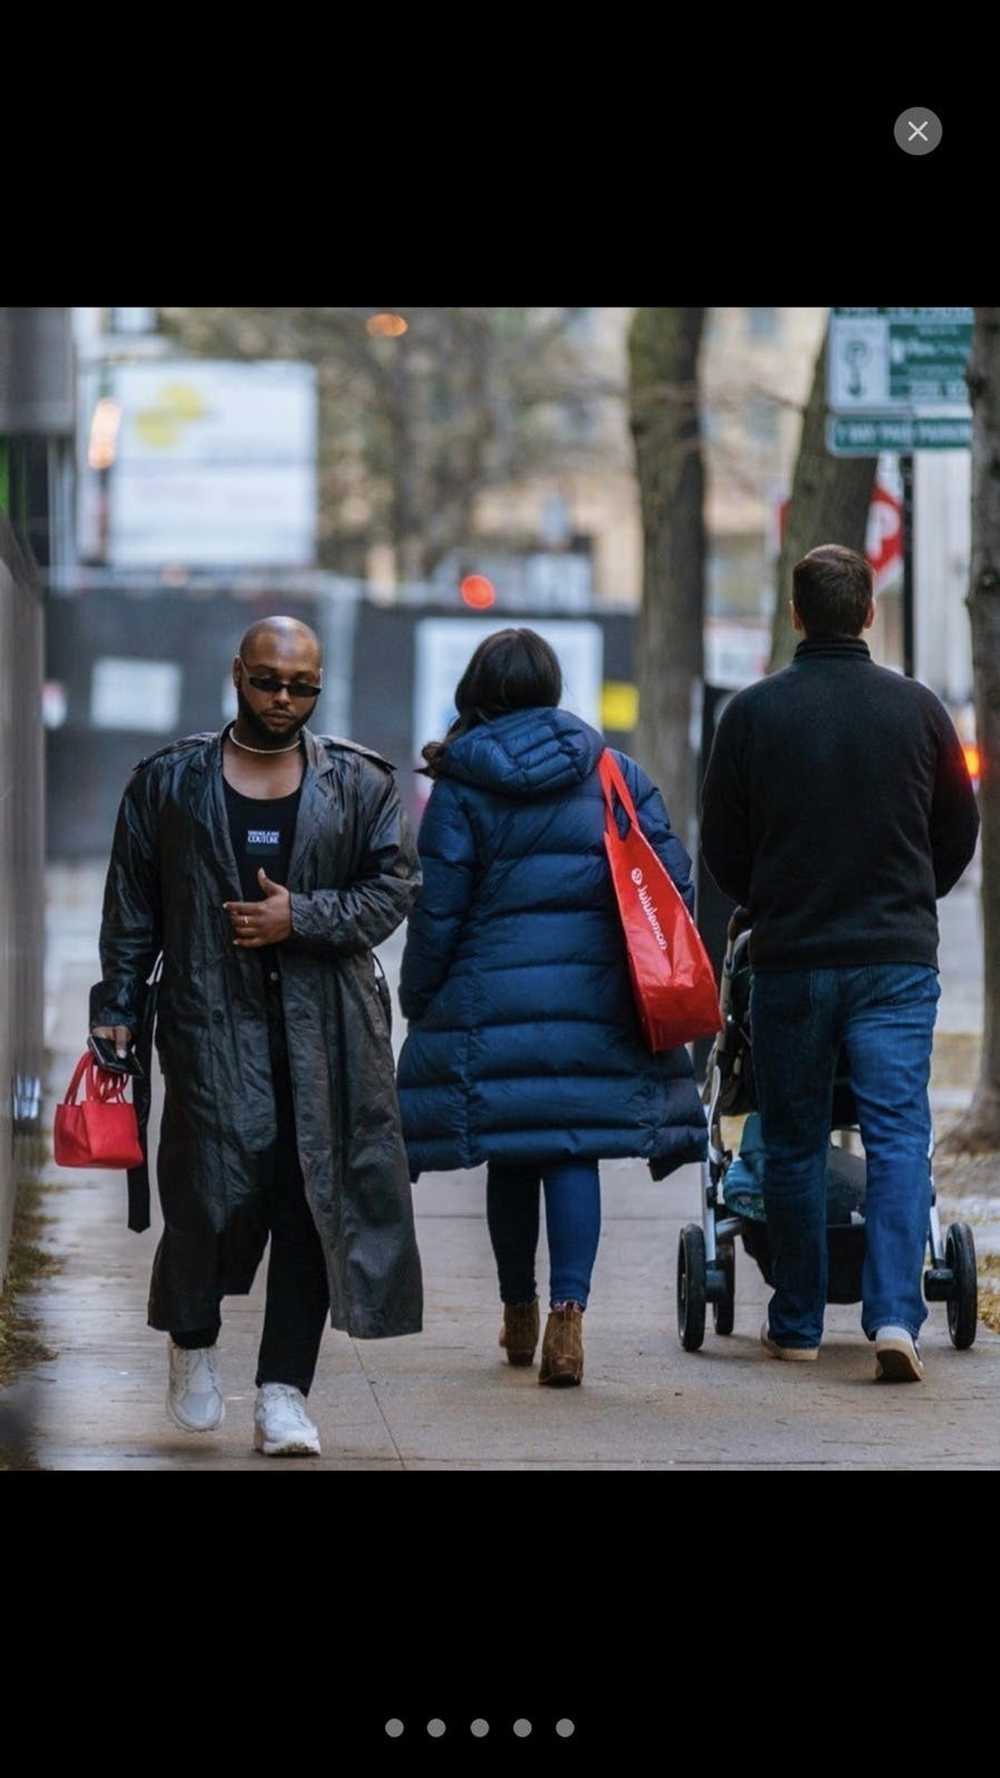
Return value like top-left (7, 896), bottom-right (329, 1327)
top-left (89, 727), bottom-right (424, 1339)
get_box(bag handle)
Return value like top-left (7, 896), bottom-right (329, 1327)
top-left (598, 749), bottom-right (689, 917)
top-left (63, 1054), bottom-right (91, 1106)
top-left (598, 749), bottom-right (639, 830)
top-left (90, 1065), bottom-right (129, 1104)
top-left (63, 1053), bottom-right (129, 1107)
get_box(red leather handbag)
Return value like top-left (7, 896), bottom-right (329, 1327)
top-left (598, 750), bottom-right (721, 1052)
top-left (54, 1053), bottom-right (145, 1170)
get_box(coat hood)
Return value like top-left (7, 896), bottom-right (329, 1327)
top-left (437, 706), bottom-right (605, 799)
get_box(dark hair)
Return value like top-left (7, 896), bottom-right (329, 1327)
top-left (421, 628), bottom-right (563, 776)
top-left (792, 544), bottom-right (874, 639)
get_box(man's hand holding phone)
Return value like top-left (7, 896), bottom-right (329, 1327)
top-left (89, 1026), bottom-right (142, 1077)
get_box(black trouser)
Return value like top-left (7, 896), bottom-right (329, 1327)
top-left (171, 980), bottom-right (330, 1396)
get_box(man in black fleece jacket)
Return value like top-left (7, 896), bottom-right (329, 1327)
top-left (701, 543), bottom-right (979, 1381)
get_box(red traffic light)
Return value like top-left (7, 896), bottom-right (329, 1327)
top-left (460, 575), bottom-right (496, 610)
top-left (366, 313), bottom-right (408, 338)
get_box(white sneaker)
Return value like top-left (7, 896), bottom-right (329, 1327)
top-left (760, 1319), bottom-right (820, 1361)
top-left (874, 1326), bottom-right (925, 1382)
top-left (167, 1339), bottom-right (225, 1432)
top-left (254, 1383), bottom-right (321, 1457)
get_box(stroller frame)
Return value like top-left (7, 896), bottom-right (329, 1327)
top-left (677, 927), bottom-right (979, 1353)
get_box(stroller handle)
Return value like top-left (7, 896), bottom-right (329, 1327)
top-left (726, 905), bottom-right (752, 944)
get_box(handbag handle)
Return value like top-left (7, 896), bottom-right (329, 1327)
top-left (598, 749), bottom-right (640, 829)
top-left (63, 1053), bottom-right (130, 1107)
top-left (598, 750), bottom-right (687, 916)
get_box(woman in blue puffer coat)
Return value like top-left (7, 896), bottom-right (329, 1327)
top-left (397, 629), bottom-right (708, 1386)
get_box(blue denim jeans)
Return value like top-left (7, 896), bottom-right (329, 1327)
top-left (486, 1161), bottom-right (602, 1308)
top-left (749, 964), bottom-right (940, 1348)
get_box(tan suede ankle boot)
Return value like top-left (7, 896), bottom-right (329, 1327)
top-left (538, 1301), bottom-right (584, 1386)
top-left (499, 1299), bottom-right (540, 1366)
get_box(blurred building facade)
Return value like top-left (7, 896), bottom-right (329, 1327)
top-left (472, 306), bottom-right (828, 604)
top-left (468, 305), bottom-right (972, 705)
top-left (0, 308), bottom-right (72, 1278)
top-left (78, 305), bottom-right (972, 701)
top-left (471, 306), bottom-right (828, 686)
top-left (48, 306), bottom-right (978, 875)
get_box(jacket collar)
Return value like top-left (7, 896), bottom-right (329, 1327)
top-left (191, 726), bottom-right (336, 899)
top-left (793, 636), bottom-right (871, 662)
top-left (302, 727), bottom-right (337, 777)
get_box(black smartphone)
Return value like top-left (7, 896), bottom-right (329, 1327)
top-left (87, 1035), bottom-right (144, 1079)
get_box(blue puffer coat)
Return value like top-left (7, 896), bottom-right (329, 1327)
top-left (397, 706), bottom-right (708, 1182)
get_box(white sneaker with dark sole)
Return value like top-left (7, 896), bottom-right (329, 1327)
top-left (760, 1319), bottom-right (820, 1361)
top-left (254, 1383), bottom-right (321, 1457)
top-left (167, 1339), bottom-right (225, 1433)
top-left (874, 1326), bottom-right (925, 1382)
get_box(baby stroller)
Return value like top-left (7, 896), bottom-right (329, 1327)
top-left (676, 912), bottom-right (979, 1353)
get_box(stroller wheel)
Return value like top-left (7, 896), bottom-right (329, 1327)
top-left (677, 1224), bottom-right (707, 1352)
top-left (713, 1241), bottom-right (735, 1337)
top-left (946, 1223), bottom-right (978, 1350)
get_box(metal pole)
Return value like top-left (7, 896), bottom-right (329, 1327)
top-left (901, 452), bottom-right (914, 677)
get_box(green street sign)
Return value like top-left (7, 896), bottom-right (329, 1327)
top-left (885, 322), bottom-right (971, 406)
top-left (827, 414), bottom-right (972, 455)
top-left (829, 308), bottom-right (973, 413)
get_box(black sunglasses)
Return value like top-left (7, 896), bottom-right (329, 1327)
top-left (240, 658), bottom-right (322, 700)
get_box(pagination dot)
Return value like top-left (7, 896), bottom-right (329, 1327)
top-left (384, 1720), bottom-right (404, 1738)
top-left (513, 1719), bottom-right (532, 1738)
top-left (556, 1719), bottom-right (576, 1737)
top-left (470, 1720), bottom-right (489, 1737)
top-left (427, 1720), bottom-right (446, 1738)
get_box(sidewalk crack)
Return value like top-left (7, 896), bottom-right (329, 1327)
top-left (348, 1339), bottom-right (407, 1470)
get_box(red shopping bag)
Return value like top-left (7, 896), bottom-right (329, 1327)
top-left (598, 751), bottom-right (721, 1052)
top-left (54, 1053), bottom-right (145, 1170)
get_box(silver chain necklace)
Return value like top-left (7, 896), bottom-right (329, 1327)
top-left (226, 722), bottom-right (302, 757)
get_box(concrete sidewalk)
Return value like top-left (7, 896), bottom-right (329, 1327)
top-left (16, 864), bottom-right (1000, 1471)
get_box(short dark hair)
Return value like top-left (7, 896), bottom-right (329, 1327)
top-left (421, 627), bottom-right (562, 775)
top-left (792, 545), bottom-right (874, 639)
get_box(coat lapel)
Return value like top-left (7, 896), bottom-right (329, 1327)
top-left (287, 728), bottom-right (336, 891)
top-left (189, 730), bottom-right (243, 898)
top-left (187, 727), bottom-right (334, 897)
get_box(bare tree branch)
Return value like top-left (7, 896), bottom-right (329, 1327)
top-left (161, 305), bottom-right (609, 576)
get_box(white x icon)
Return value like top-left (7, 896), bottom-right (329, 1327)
top-left (907, 118), bottom-right (929, 141)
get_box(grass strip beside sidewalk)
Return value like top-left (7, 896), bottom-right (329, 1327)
top-left (0, 1161), bottom-right (62, 1470)
top-left (0, 1174), bottom-right (60, 1388)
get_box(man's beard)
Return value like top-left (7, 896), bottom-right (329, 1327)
top-left (235, 686), bottom-right (311, 748)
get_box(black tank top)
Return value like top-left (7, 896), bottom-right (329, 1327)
top-left (223, 778), bottom-right (303, 980)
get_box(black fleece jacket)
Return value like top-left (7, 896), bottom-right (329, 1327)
top-left (699, 637), bottom-right (980, 972)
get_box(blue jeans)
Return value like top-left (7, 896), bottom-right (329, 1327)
top-left (486, 1161), bottom-right (602, 1309)
top-left (749, 964), bottom-right (940, 1348)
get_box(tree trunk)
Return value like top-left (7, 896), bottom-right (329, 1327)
top-left (768, 329), bottom-right (878, 672)
top-left (961, 308), bottom-right (1000, 1149)
top-left (628, 308), bottom-right (706, 854)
